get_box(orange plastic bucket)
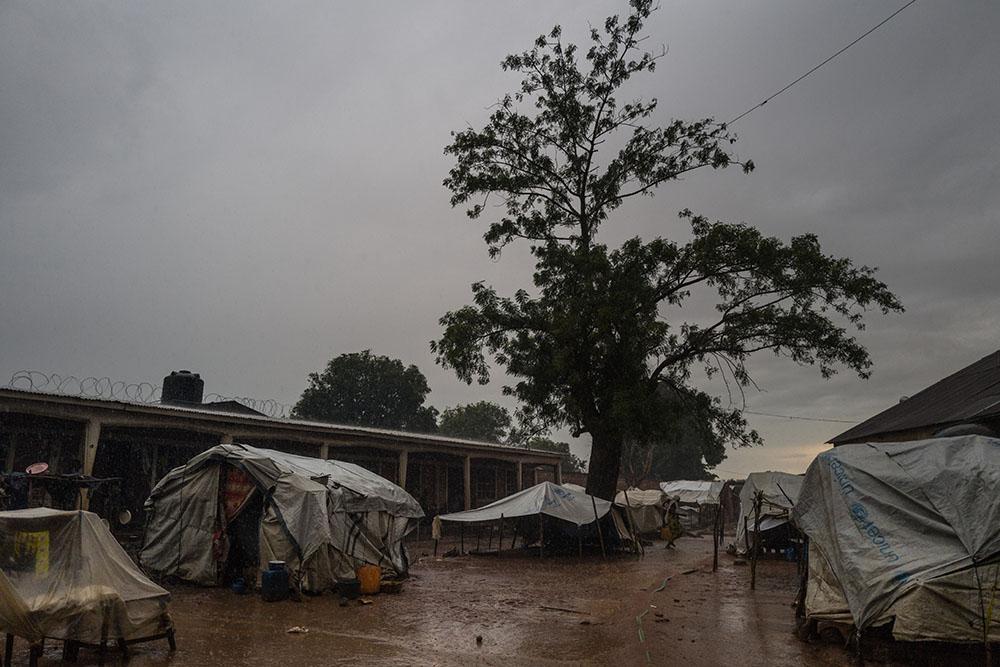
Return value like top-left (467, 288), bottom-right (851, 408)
top-left (357, 564), bottom-right (381, 595)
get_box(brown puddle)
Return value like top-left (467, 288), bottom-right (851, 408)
top-left (7, 537), bottom-right (851, 666)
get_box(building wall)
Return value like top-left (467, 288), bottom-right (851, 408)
top-left (0, 393), bottom-right (562, 525)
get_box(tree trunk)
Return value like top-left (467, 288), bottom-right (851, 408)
top-left (585, 428), bottom-right (622, 500)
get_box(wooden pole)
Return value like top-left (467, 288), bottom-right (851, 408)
top-left (591, 495), bottom-right (607, 560)
top-left (750, 491), bottom-right (762, 590)
top-left (577, 524), bottom-right (583, 560)
top-left (460, 524), bottom-right (464, 555)
top-left (712, 504), bottom-right (720, 572)
top-left (497, 514), bottom-right (504, 558)
top-left (510, 518), bottom-right (519, 550)
top-left (476, 524), bottom-right (482, 553)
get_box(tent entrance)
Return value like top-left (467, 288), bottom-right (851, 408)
top-left (219, 465), bottom-right (263, 586)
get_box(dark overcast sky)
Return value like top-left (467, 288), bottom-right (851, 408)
top-left (2, 1), bottom-right (997, 477)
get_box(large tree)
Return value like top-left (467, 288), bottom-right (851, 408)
top-left (292, 350), bottom-right (438, 432)
top-left (438, 401), bottom-right (512, 442)
top-left (433, 0), bottom-right (902, 499)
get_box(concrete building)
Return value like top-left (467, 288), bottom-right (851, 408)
top-left (831, 350), bottom-right (1000, 445)
top-left (0, 372), bottom-right (563, 524)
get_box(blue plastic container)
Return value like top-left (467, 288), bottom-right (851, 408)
top-left (261, 562), bottom-right (289, 602)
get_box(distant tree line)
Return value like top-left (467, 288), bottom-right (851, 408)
top-left (291, 350), bottom-right (729, 478)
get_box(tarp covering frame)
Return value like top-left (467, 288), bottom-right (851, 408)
top-left (140, 444), bottom-right (423, 593)
top-left (793, 436), bottom-right (1000, 642)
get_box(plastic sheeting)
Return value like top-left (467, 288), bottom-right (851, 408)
top-left (439, 482), bottom-right (611, 526)
top-left (733, 471), bottom-right (803, 551)
top-left (614, 489), bottom-right (668, 534)
top-left (140, 444), bottom-right (423, 593)
top-left (659, 480), bottom-right (724, 506)
top-left (0, 508), bottom-right (172, 645)
top-left (793, 435), bottom-right (1000, 641)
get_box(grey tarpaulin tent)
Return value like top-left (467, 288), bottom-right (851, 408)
top-left (660, 480), bottom-right (725, 530)
top-left (659, 480), bottom-right (724, 506)
top-left (441, 482), bottom-right (612, 525)
top-left (140, 444), bottom-right (423, 593)
top-left (438, 482), bottom-right (635, 553)
top-left (614, 488), bottom-right (668, 534)
top-left (733, 471), bottom-right (803, 553)
top-left (793, 435), bottom-right (1000, 642)
top-left (0, 508), bottom-right (174, 661)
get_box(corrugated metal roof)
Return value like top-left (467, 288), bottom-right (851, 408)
top-left (830, 350), bottom-right (1000, 444)
top-left (0, 386), bottom-right (563, 460)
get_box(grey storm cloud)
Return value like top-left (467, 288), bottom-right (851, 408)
top-left (2, 1), bottom-right (998, 476)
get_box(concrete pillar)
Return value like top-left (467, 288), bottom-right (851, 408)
top-left (555, 462), bottom-right (563, 485)
top-left (82, 419), bottom-right (101, 477)
top-left (80, 419), bottom-right (101, 511)
top-left (219, 434), bottom-right (234, 445)
top-left (398, 450), bottom-right (409, 489)
top-left (463, 455), bottom-right (472, 510)
top-left (4, 434), bottom-right (15, 473)
top-left (516, 461), bottom-right (523, 490)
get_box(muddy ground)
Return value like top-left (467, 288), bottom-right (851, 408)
top-left (11, 535), bottom-right (855, 666)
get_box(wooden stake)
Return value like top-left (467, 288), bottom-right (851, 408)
top-left (591, 495), bottom-right (607, 560)
top-left (712, 505), bottom-right (720, 572)
top-left (497, 514), bottom-right (504, 558)
top-left (750, 491), bottom-right (762, 590)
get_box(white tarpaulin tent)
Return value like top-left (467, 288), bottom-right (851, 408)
top-left (614, 488), bottom-right (668, 534)
top-left (140, 444), bottom-right (423, 593)
top-left (734, 471), bottom-right (803, 551)
top-left (659, 480), bottom-right (724, 506)
top-left (440, 482), bottom-right (611, 525)
top-left (793, 436), bottom-right (1000, 642)
top-left (0, 508), bottom-right (173, 647)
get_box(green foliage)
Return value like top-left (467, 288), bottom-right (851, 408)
top-left (433, 0), bottom-right (902, 498)
top-left (620, 388), bottom-right (728, 486)
top-left (292, 350), bottom-right (438, 432)
top-left (438, 401), bottom-right (512, 442)
top-left (523, 437), bottom-right (587, 474)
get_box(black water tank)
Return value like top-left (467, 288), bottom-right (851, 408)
top-left (161, 370), bottom-right (204, 405)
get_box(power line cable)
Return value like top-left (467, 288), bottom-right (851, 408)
top-left (743, 409), bottom-right (856, 424)
top-left (727, 0), bottom-right (918, 126)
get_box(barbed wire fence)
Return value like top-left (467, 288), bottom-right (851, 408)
top-left (4, 370), bottom-right (293, 419)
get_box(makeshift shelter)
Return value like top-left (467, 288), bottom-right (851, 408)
top-left (140, 444), bottom-right (423, 593)
top-left (614, 488), bottom-right (668, 534)
top-left (733, 471), bottom-right (803, 554)
top-left (793, 435), bottom-right (1000, 643)
top-left (438, 482), bottom-right (634, 555)
top-left (0, 508), bottom-right (174, 665)
top-left (659, 480), bottom-right (725, 530)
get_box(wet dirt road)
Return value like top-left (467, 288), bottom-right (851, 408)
top-left (11, 536), bottom-right (851, 666)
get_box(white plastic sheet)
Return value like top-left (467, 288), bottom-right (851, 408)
top-left (0, 508), bottom-right (172, 644)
